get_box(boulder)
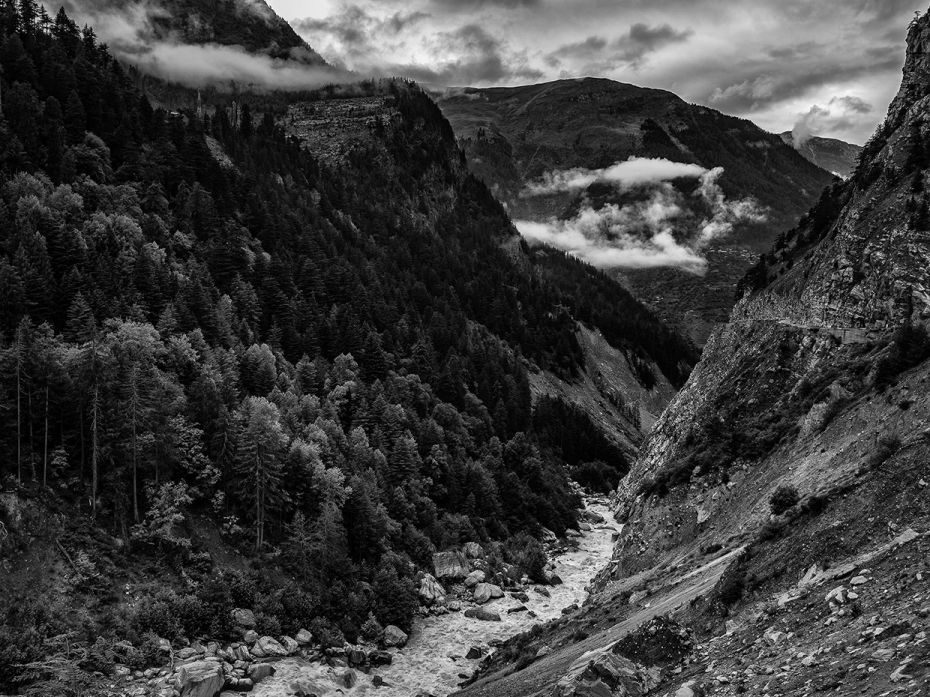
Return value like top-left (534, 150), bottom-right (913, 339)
top-left (433, 551), bottom-right (471, 580)
top-left (295, 628), bottom-right (313, 646)
top-left (507, 605), bottom-right (528, 614)
top-left (555, 646), bottom-right (660, 697)
top-left (546, 573), bottom-right (564, 586)
top-left (464, 607), bottom-right (502, 622)
top-left (826, 586), bottom-right (848, 607)
top-left (343, 669), bottom-right (357, 688)
top-left (279, 636), bottom-right (299, 655)
top-left (511, 591), bottom-right (529, 602)
top-left (463, 542), bottom-right (486, 559)
top-left (535, 587), bottom-right (551, 598)
top-left (242, 630), bottom-right (259, 645)
top-left (369, 650), bottom-right (393, 666)
top-left (231, 608), bottom-right (256, 630)
top-left (247, 663), bottom-right (275, 685)
top-left (291, 679), bottom-right (331, 697)
top-left (176, 660), bottom-right (225, 697)
top-left (225, 677), bottom-right (253, 692)
top-left (252, 636), bottom-right (287, 658)
top-left (419, 573), bottom-right (446, 606)
top-left (347, 648), bottom-right (367, 666)
top-left (473, 583), bottom-right (504, 604)
top-left (536, 646), bottom-right (552, 659)
top-left (675, 681), bottom-right (703, 697)
top-left (464, 570), bottom-right (486, 588)
top-left (382, 625), bottom-right (408, 648)
top-left (466, 646), bottom-right (485, 660)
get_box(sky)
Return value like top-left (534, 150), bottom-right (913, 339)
top-left (266, 0), bottom-right (920, 144)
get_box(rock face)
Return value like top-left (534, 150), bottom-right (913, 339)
top-left (382, 625), bottom-right (409, 647)
top-left (473, 582), bottom-right (504, 604)
top-left (433, 551), bottom-right (471, 580)
top-left (176, 660), bottom-right (224, 697)
top-left (419, 573), bottom-right (446, 605)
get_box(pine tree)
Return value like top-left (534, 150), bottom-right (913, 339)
top-left (232, 396), bottom-right (287, 551)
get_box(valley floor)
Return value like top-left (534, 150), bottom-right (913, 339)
top-left (245, 498), bottom-right (621, 697)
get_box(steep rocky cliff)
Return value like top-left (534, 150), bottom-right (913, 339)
top-left (459, 10), bottom-right (930, 697)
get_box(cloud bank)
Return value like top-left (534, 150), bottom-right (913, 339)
top-left (276, 0), bottom-right (915, 142)
top-left (516, 159), bottom-right (766, 273)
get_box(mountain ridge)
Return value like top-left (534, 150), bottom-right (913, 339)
top-left (779, 131), bottom-right (862, 178)
top-left (439, 77), bottom-right (836, 345)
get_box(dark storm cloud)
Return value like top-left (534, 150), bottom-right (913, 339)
top-left (293, 7), bottom-right (429, 53)
top-left (392, 24), bottom-right (543, 85)
top-left (706, 44), bottom-right (902, 113)
top-left (548, 23), bottom-right (692, 70)
top-left (615, 23), bottom-right (693, 65)
top-left (296, 6), bottom-right (541, 86)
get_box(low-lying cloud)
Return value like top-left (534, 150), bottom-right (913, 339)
top-left (62, 0), bottom-right (352, 90)
top-left (522, 157), bottom-right (707, 196)
top-left (120, 42), bottom-right (350, 90)
top-left (516, 159), bottom-right (766, 273)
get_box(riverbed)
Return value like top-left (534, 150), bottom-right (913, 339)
top-left (252, 497), bottom-right (621, 697)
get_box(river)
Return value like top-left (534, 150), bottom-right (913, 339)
top-left (252, 496), bottom-right (621, 697)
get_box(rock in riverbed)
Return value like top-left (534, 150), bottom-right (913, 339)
top-left (464, 607), bottom-right (502, 622)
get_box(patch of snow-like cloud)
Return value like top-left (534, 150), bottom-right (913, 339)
top-left (516, 160), bottom-right (766, 273)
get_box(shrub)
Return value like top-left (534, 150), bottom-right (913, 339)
top-left (504, 533), bottom-right (547, 583)
top-left (253, 611), bottom-right (281, 637)
top-left (131, 594), bottom-right (182, 641)
top-left (769, 485), bottom-right (800, 516)
top-left (309, 617), bottom-right (345, 649)
top-left (757, 518), bottom-right (785, 542)
top-left (361, 612), bottom-right (383, 641)
top-left (867, 433), bottom-right (901, 470)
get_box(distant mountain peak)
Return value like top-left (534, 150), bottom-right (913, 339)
top-left (779, 131), bottom-right (862, 178)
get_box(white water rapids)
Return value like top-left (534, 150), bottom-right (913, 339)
top-left (253, 497), bottom-right (621, 697)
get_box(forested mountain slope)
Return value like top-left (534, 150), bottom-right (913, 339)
top-left (458, 10), bottom-right (930, 697)
top-left (0, 3), bottom-right (695, 692)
